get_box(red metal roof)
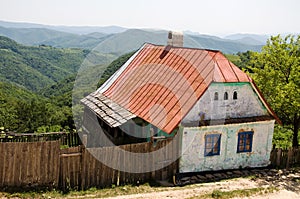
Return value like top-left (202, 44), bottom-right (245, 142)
top-left (100, 43), bottom-right (258, 133)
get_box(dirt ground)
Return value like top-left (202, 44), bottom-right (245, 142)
top-left (105, 177), bottom-right (300, 199)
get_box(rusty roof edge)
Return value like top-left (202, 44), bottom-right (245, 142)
top-left (250, 81), bottom-right (282, 125)
top-left (97, 43), bottom-right (147, 93)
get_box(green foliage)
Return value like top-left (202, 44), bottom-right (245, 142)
top-left (97, 51), bottom-right (136, 87)
top-left (272, 125), bottom-right (294, 149)
top-left (249, 35), bottom-right (300, 146)
top-left (0, 36), bottom-right (114, 92)
top-left (0, 37), bottom-right (119, 133)
top-left (226, 51), bottom-right (256, 72)
top-left (0, 81), bottom-right (74, 133)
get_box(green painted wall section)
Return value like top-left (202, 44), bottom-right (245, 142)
top-left (179, 120), bottom-right (275, 173)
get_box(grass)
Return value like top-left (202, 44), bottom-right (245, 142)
top-left (0, 183), bottom-right (168, 199)
top-left (188, 186), bottom-right (278, 199)
top-left (0, 184), bottom-right (279, 199)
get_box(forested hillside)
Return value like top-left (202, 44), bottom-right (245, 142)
top-left (0, 36), bottom-right (117, 133)
top-left (0, 81), bottom-right (73, 133)
top-left (0, 36), bottom-right (115, 91)
top-left (0, 50), bottom-right (134, 133)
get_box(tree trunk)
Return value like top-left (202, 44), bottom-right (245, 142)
top-left (292, 114), bottom-right (300, 147)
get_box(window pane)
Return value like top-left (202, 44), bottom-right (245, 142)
top-left (205, 134), bottom-right (221, 156)
top-left (214, 92), bottom-right (218, 100)
top-left (224, 92), bottom-right (228, 100)
top-left (237, 131), bottom-right (253, 153)
top-left (246, 145), bottom-right (250, 150)
top-left (233, 91), bottom-right (238, 100)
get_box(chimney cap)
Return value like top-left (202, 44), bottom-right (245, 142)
top-left (167, 31), bottom-right (183, 47)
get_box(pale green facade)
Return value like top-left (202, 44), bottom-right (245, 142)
top-left (179, 120), bottom-right (275, 173)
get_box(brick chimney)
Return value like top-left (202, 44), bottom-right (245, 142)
top-left (167, 31), bottom-right (183, 47)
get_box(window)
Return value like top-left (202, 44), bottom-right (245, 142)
top-left (205, 134), bottom-right (221, 156)
top-left (237, 131), bottom-right (253, 153)
top-left (224, 92), bottom-right (228, 100)
top-left (233, 91), bottom-right (238, 100)
top-left (214, 92), bottom-right (218, 100)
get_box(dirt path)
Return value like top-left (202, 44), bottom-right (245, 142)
top-left (104, 177), bottom-right (300, 199)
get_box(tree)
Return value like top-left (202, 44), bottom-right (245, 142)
top-left (250, 35), bottom-right (300, 147)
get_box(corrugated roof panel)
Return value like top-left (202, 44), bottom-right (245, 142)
top-left (124, 48), bottom-right (188, 108)
top-left (229, 62), bottom-right (251, 82)
top-left (213, 53), bottom-right (239, 82)
top-left (159, 64), bottom-right (214, 131)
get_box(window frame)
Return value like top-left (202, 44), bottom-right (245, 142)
top-left (237, 131), bottom-right (253, 153)
top-left (204, 134), bottom-right (221, 156)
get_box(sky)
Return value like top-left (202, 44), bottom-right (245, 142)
top-left (0, 0), bottom-right (299, 36)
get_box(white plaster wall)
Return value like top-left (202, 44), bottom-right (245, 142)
top-left (183, 83), bottom-right (269, 123)
top-left (179, 120), bottom-right (275, 173)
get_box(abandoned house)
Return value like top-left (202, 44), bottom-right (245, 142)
top-left (81, 31), bottom-right (280, 173)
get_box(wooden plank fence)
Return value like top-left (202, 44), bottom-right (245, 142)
top-left (0, 138), bottom-right (300, 190)
top-left (270, 147), bottom-right (300, 169)
top-left (0, 141), bottom-right (60, 188)
top-left (59, 138), bottom-right (180, 190)
top-left (0, 132), bottom-right (81, 147)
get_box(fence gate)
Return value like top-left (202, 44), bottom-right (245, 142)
top-left (59, 146), bottom-right (83, 190)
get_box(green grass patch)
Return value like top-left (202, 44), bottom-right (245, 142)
top-left (188, 186), bottom-right (278, 199)
top-left (0, 182), bottom-right (168, 199)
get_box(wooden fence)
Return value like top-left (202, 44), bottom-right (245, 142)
top-left (0, 141), bottom-right (60, 188)
top-left (0, 132), bottom-right (81, 147)
top-left (0, 138), bottom-right (299, 190)
top-left (270, 147), bottom-right (300, 169)
top-left (0, 137), bottom-right (179, 190)
top-left (59, 138), bottom-right (179, 190)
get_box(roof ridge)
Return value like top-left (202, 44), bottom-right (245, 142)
top-left (144, 42), bottom-right (221, 53)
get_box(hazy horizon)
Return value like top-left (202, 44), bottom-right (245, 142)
top-left (0, 0), bottom-right (299, 37)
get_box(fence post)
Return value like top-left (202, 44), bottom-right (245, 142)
top-left (286, 148), bottom-right (293, 169)
top-left (80, 146), bottom-right (86, 190)
top-left (276, 148), bottom-right (282, 167)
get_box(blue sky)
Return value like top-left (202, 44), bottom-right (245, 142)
top-left (0, 0), bottom-right (299, 36)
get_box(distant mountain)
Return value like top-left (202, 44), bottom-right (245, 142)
top-left (0, 25), bottom-right (116, 49)
top-left (94, 29), bottom-right (263, 55)
top-left (94, 29), bottom-right (168, 55)
top-left (185, 35), bottom-right (262, 53)
top-left (0, 20), bottom-right (127, 34)
top-left (224, 34), bottom-right (269, 45)
top-left (232, 37), bottom-right (265, 45)
top-left (40, 33), bottom-right (112, 49)
top-left (0, 36), bottom-right (116, 92)
top-left (0, 20), bottom-right (264, 55)
top-left (51, 25), bottom-right (127, 35)
top-left (0, 26), bottom-right (74, 45)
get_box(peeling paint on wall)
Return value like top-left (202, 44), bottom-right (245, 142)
top-left (183, 82), bottom-right (269, 123)
top-left (179, 120), bottom-right (275, 173)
